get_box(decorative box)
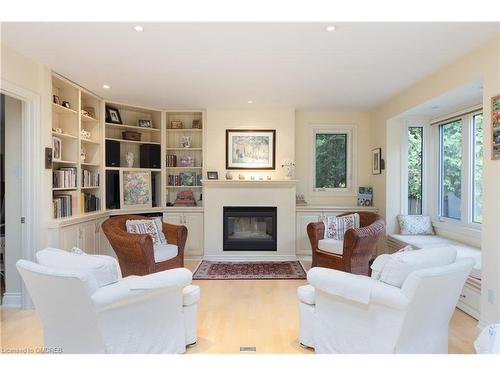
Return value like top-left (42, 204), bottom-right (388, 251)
top-left (170, 120), bottom-right (183, 129)
top-left (192, 120), bottom-right (202, 129)
top-left (179, 156), bottom-right (195, 167)
top-left (122, 131), bottom-right (141, 141)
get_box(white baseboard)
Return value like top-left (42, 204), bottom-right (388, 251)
top-left (1, 292), bottom-right (22, 308)
top-left (202, 254), bottom-right (298, 262)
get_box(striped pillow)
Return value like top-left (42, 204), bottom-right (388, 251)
top-left (126, 217), bottom-right (167, 245)
top-left (324, 213), bottom-right (360, 241)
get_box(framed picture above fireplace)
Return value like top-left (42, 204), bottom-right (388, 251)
top-left (226, 129), bottom-right (276, 170)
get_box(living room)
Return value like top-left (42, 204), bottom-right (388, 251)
top-left (1, 1), bottom-right (500, 371)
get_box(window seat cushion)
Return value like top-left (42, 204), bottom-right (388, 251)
top-left (388, 234), bottom-right (481, 280)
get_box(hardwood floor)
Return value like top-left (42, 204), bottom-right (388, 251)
top-left (0, 260), bottom-right (479, 354)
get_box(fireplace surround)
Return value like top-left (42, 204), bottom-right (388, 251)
top-left (223, 206), bottom-right (277, 251)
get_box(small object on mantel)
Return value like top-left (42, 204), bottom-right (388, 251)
top-left (259, 176), bottom-right (264, 181)
top-left (267, 175), bottom-right (272, 180)
top-left (226, 171), bottom-right (233, 180)
top-left (250, 176), bottom-right (255, 181)
top-left (296, 193), bottom-right (307, 206)
top-left (238, 174), bottom-right (245, 180)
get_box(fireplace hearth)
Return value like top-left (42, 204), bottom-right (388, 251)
top-left (223, 206), bottom-right (277, 251)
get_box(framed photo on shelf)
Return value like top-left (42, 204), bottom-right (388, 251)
top-left (105, 106), bottom-right (122, 124)
top-left (491, 94), bottom-right (500, 160)
top-left (120, 170), bottom-right (152, 208)
top-left (52, 136), bottom-right (62, 161)
top-left (372, 148), bottom-right (382, 175)
top-left (207, 171), bottom-right (218, 180)
top-left (226, 129), bottom-right (276, 170)
top-left (138, 119), bottom-right (152, 128)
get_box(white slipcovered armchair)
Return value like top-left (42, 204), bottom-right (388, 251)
top-left (17, 248), bottom-right (200, 354)
top-left (298, 247), bottom-right (474, 353)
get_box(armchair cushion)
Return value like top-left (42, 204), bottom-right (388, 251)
top-left (297, 284), bottom-right (315, 305)
top-left (379, 246), bottom-right (457, 287)
top-left (318, 239), bottom-right (344, 255)
top-left (183, 285), bottom-right (201, 306)
top-left (126, 218), bottom-right (167, 246)
top-left (36, 248), bottom-right (121, 289)
top-left (153, 244), bottom-right (179, 263)
top-left (323, 213), bottom-right (360, 240)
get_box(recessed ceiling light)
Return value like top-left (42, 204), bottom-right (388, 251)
top-left (326, 25), bottom-right (336, 32)
top-left (247, 100), bottom-right (253, 104)
top-left (431, 106), bottom-right (440, 110)
top-left (133, 25), bottom-right (144, 32)
top-left (102, 84), bottom-right (111, 89)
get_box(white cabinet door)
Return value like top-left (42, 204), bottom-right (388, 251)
top-left (163, 213), bottom-right (183, 225)
top-left (296, 213), bottom-right (321, 255)
top-left (60, 224), bottom-right (80, 251)
top-left (79, 221), bottom-right (97, 254)
top-left (184, 213), bottom-right (203, 256)
top-left (96, 217), bottom-right (115, 258)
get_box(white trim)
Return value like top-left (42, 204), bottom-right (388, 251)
top-left (1, 79), bottom-right (42, 310)
top-left (310, 124), bottom-right (357, 197)
top-left (430, 104), bottom-right (482, 125)
top-left (1, 293), bottom-right (22, 308)
top-left (202, 254), bottom-right (297, 262)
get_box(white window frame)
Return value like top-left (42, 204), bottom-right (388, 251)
top-left (435, 107), bottom-right (483, 230)
top-left (401, 121), bottom-right (428, 215)
top-left (310, 125), bottom-right (355, 196)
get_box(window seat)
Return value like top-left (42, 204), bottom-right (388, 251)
top-left (387, 234), bottom-right (481, 280)
top-left (387, 233), bottom-right (482, 319)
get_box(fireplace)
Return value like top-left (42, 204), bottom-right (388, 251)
top-left (223, 206), bottom-right (277, 251)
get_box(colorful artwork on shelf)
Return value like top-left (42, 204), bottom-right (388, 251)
top-left (121, 170), bottom-right (152, 208)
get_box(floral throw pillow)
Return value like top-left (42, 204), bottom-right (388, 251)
top-left (322, 213), bottom-right (360, 241)
top-left (126, 217), bottom-right (167, 246)
top-left (397, 215), bottom-right (434, 235)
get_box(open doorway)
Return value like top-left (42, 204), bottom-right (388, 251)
top-left (0, 93), bottom-right (24, 306)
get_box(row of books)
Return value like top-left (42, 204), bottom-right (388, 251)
top-left (53, 167), bottom-right (77, 188)
top-left (53, 195), bottom-right (73, 218)
top-left (173, 191), bottom-right (197, 207)
top-left (166, 154), bottom-right (177, 167)
top-left (168, 172), bottom-right (202, 187)
top-left (82, 169), bottom-right (100, 188)
top-left (81, 193), bottom-right (100, 213)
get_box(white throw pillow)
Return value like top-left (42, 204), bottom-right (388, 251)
top-left (370, 246), bottom-right (412, 279)
top-left (398, 215), bottom-right (434, 235)
top-left (377, 246), bottom-right (457, 287)
top-left (322, 213), bottom-right (360, 240)
top-left (36, 248), bottom-right (121, 288)
top-left (126, 217), bottom-right (167, 245)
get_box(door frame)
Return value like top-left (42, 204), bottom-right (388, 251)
top-left (1, 79), bottom-right (42, 309)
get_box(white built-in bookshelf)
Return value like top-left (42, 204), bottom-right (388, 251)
top-left (50, 72), bottom-right (205, 221)
top-left (51, 74), bottom-right (103, 219)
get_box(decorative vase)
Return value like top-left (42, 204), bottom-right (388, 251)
top-left (126, 152), bottom-right (134, 168)
top-left (226, 171), bottom-right (233, 180)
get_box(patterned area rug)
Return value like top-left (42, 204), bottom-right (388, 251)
top-left (193, 260), bottom-right (307, 280)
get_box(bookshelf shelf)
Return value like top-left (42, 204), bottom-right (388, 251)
top-left (81, 114), bottom-right (98, 123)
top-left (81, 186), bottom-right (100, 190)
top-left (81, 138), bottom-right (100, 145)
top-left (166, 147), bottom-right (202, 151)
top-left (105, 137), bottom-right (161, 145)
top-left (106, 122), bottom-right (161, 132)
top-left (52, 103), bottom-right (77, 115)
top-left (52, 132), bottom-right (77, 139)
top-left (53, 160), bottom-right (77, 165)
top-left (52, 187), bottom-right (78, 191)
top-left (166, 128), bottom-right (202, 132)
top-left (167, 186), bottom-right (203, 189)
top-left (166, 167), bottom-right (202, 170)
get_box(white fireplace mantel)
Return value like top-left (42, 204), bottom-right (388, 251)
top-left (201, 179), bottom-right (298, 188)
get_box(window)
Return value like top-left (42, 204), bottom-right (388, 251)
top-left (472, 113), bottom-right (483, 223)
top-left (436, 109), bottom-right (483, 226)
top-left (439, 119), bottom-right (462, 220)
top-left (407, 127), bottom-right (423, 214)
top-left (313, 128), bottom-right (352, 192)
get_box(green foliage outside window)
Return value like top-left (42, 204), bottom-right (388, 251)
top-left (315, 133), bottom-right (347, 189)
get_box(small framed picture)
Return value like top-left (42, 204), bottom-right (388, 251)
top-left (53, 95), bottom-right (60, 105)
top-left (52, 136), bottom-right (62, 161)
top-left (372, 148), bottom-right (382, 175)
top-left (105, 106), bottom-right (122, 124)
top-left (207, 171), bottom-right (219, 180)
top-left (138, 119), bottom-right (152, 128)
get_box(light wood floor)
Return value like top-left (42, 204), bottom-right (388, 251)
top-left (0, 260), bottom-right (479, 354)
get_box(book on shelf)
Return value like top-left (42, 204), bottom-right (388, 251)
top-left (53, 194), bottom-right (73, 218)
top-left (53, 167), bottom-right (77, 188)
top-left (173, 190), bottom-right (197, 207)
top-left (81, 169), bottom-right (100, 188)
top-left (166, 154), bottom-right (177, 167)
top-left (81, 192), bottom-right (101, 214)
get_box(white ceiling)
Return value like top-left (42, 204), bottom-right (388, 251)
top-left (1, 22), bottom-right (499, 111)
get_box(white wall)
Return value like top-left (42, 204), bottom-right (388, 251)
top-left (205, 108), bottom-right (295, 180)
top-left (3, 95), bottom-right (22, 301)
top-left (295, 111), bottom-right (372, 206)
top-left (370, 35), bottom-right (500, 325)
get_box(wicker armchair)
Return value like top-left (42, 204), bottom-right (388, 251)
top-left (307, 211), bottom-right (385, 275)
top-left (102, 215), bottom-right (187, 277)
